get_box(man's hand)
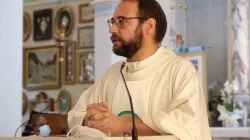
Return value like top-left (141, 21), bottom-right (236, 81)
top-left (83, 102), bottom-right (110, 126)
top-left (84, 102), bottom-right (126, 133)
top-left (88, 111), bottom-right (127, 133)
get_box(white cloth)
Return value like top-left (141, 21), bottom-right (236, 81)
top-left (68, 46), bottom-right (212, 140)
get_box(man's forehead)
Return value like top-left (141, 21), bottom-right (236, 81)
top-left (113, 1), bottom-right (138, 17)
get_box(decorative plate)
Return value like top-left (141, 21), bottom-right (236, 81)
top-left (55, 7), bottom-right (74, 37)
top-left (56, 90), bottom-right (71, 113)
top-left (22, 93), bottom-right (28, 115)
top-left (23, 12), bottom-right (31, 42)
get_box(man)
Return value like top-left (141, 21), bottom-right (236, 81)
top-left (68, 0), bottom-right (212, 139)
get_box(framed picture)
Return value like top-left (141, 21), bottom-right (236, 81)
top-left (78, 3), bottom-right (94, 23)
top-left (56, 90), bottom-right (71, 113)
top-left (61, 41), bottom-right (76, 84)
top-left (77, 26), bottom-right (94, 49)
top-left (23, 12), bottom-right (31, 42)
top-left (55, 7), bottom-right (74, 37)
top-left (76, 51), bottom-right (95, 83)
top-left (23, 45), bottom-right (60, 90)
top-left (178, 51), bottom-right (208, 103)
top-left (33, 9), bottom-right (52, 41)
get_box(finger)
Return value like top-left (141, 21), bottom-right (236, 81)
top-left (87, 103), bottom-right (98, 110)
top-left (100, 128), bottom-right (111, 133)
top-left (90, 112), bottom-right (110, 121)
top-left (97, 104), bottom-right (109, 112)
top-left (85, 109), bottom-right (101, 120)
top-left (90, 118), bottom-right (109, 130)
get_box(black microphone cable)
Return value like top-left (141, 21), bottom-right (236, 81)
top-left (14, 98), bottom-right (64, 137)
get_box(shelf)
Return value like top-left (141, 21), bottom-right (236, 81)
top-left (210, 127), bottom-right (250, 138)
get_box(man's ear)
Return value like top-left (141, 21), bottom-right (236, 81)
top-left (145, 18), bottom-right (156, 36)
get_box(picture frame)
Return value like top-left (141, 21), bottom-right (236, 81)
top-left (55, 7), bottom-right (74, 37)
top-left (76, 50), bottom-right (95, 83)
top-left (33, 9), bottom-right (52, 41)
top-left (23, 12), bottom-right (32, 42)
top-left (178, 51), bottom-right (208, 103)
top-left (56, 90), bottom-right (71, 113)
top-left (23, 45), bottom-right (60, 90)
top-left (78, 3), bottom-right (94, 23)
top-left (61, 41), bottom-right (76, 85)
top-left (77, 26), bottom-right (94, 49)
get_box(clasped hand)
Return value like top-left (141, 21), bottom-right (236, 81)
top-left (84, 102), bottom-right (126, 133)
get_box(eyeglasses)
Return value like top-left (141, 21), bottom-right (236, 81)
top-left (107, 16), bottom-right (149, 28)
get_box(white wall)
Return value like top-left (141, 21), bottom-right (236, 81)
top-left (0, 0), bottom-right (23, 137)
top-left (186, 0), bottom-right (228, 84)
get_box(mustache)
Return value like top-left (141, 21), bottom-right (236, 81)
top-left (111, 34), bottom-right (122, 42)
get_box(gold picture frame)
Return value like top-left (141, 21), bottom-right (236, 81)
top-left (77, 26), bottom-right (94, 49)
top-left (61, 41), bottom-right (76, 85)
top-left (76, 50), bottom-right (95, 83)
top-left (55, 7), bottom-right (74, 37)
top-left (23, 45), bottom-right (61, 90)
top-left (78, 3), bottom-right (94, 23)
top-left (23, 12), bottom-right (31, 42)
top-left (178, 51), bottom-right (208, 103)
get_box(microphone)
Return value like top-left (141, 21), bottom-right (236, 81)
top-left (120, 62), bottom-right (138, 140)
top-left (14, 97), bottom-right (64, 137)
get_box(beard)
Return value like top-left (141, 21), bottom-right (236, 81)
top-left (111, 25), bottom-right (143, 58)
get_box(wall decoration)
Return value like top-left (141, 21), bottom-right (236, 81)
top-left (55, 7), bottom-right (74, 37)
top-left (61, 41), bottom-right (76, 84)
top-left (56, 90), bottom-right (71, 113)
top-left (33, 9), bottom-right (52, 41)
top-left (76, 51), bottom-right (95, 83)
top-left (23, 45), bottom-right (60, 90)
top-left (29, 91), bottom-right (55, 112)
top-left (23, 12), bottom-right (31, 42)
top-left (78, 3), bottom-right (94, 23)
top-left (77, 26), bottom-right (94, 49)
top-left (23, 92), bottom-right (28, 115)
top-left (178, 51), bottom-right (208, 102)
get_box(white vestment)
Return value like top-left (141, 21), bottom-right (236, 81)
top-left (68, 46), bottom-right (212, 140)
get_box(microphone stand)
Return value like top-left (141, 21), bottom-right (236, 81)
top-left (120, 62), bottom-right (138, 140)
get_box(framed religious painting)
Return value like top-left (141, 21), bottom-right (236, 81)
top-left (56, 90), bottom-right (71, 113)
top-left (60, 41), bottom-right (76, 84)
top-left (23, 12), bottom-right (32, 42)
top-left (23, 45), bottom-right (61, 90)
top-left (78, 3), bottom-right (94, 23)
top-left (178, 51), bottom-right (208, 103)
top-left (76, 50), bottom-right (95, 83)
top-left (33, 9), bottom-right (52, 41)
top-left (77, 26), bottom-right (94, 49)
top-left (55, 7), bottom-right (74, 37)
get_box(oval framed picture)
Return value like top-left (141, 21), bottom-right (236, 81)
top-left (23, 12), bottom-right (31, 42)
top-left (23, 93), bottom-right (28, 115)
top-left (55, 7), bottom-right (74, 37)
top-left (56, 90), bottom-right (71, 113)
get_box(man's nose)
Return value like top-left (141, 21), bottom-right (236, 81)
top-left (109, 24), bottom-right (119, 34)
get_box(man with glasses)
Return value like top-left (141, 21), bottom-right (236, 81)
top-left (68, 0), bottom-right (211, 139)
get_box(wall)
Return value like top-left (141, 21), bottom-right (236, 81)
top-left (0, 0), bottom-right (23, 137)
top-left (22, 0), bottom-right (94, 124)
top-left (186, 0), bottom-right (228, 84)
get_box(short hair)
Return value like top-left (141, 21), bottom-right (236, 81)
top-left (122, 0), bottom-right (167, 43)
